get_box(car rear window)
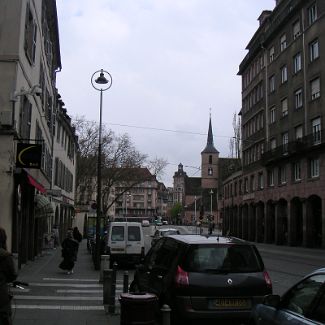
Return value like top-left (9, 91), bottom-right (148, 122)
top-left (111, 226), bottom-right (124, 241)
top-left (182, 244), bottom-right (263, 273)
top-left (128, 226), bottom-right (141, 241)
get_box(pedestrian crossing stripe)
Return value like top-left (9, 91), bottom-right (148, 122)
top-left (15, 295), bottom-right (102, 300)
top-left (13, 305), bottom-right (105, 311)
top-left (43, 277), bottom-right (99, 282)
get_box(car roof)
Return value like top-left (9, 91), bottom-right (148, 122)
top-left (158, 228), bottom-right (178, 232)
top-left (166, 234), bottom-right (250, 245)
top-left (309, 268), bottom-right (325, 275)
top-left (110, 222), bottom-right (141, 226)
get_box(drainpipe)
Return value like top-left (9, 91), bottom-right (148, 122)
top-left (301, 8), bottom-right (308, 136)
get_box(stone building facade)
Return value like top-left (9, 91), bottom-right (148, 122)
top-left (222, 0), bottom-right (325, 248)
top-left (0, 0), bottom-right (77, 264)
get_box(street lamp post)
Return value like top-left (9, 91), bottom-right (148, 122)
top-left (210, 189), bottom-right (213, 217)
top-left (209, 189), bottom-right (214, 235)
top-left (125, 193), bottom-right (131, 217)
top-left (91, 69), bottom-right (112, 270)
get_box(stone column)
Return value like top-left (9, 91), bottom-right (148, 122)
top-left (302, 199), bottom-right (308, 247)
top-left (287, 200), bottom-right (294, 246)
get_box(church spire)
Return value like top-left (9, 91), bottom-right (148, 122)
top-left (201, 114), bottom-right (219, 154)
top-left (207, 114), bottom-right (214, 146)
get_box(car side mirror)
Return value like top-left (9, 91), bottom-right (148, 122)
top-left (263, 294), bottom-right (281, 308)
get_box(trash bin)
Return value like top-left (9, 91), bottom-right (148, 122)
top-left (119, 292), bottom-right (158, 325)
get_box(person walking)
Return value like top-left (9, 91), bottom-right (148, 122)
top-left (52, 225), bottom-right (60, 249)
top-left (59, 230), bottom-right (78, 275)
top-left (0, 227), bottom-right (17, 325)
top-left (72, 227), bottom-right (82, 243)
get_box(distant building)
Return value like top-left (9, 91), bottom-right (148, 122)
top-left (222, 0), bottom-right (325, 248)
top-left (173, 117), bottom-right (240, 226)
top-left (114, 168), bottom-right (159, 220)
top-left (76, 168), bottom-right (163, 227)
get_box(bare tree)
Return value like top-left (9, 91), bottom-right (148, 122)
top-left (146, 156), bottom-right (168, 180)
top-left (73, 116), bottom-right (167, 216)
top-left (228, 112), bottom-right (241, 158)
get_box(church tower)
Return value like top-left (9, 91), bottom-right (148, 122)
top-left (201, 116), bottom-right (219, 189)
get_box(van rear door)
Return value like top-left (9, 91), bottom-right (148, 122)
top-left (110, 224), bottom-right (126, 254)
top-left (126, 225), bottom-right (142, 255)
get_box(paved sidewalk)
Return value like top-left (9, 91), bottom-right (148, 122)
top-left (12, 240), bottom-right (119, 325)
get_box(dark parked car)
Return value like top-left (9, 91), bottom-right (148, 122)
top-left (130, 234), bottom-right (272, 324)
top-left (151, 228), bottom-right (180, 246)
top-left (249, 268), bottom-right (325, 325)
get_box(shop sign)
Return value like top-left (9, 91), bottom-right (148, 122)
top-left (16, 143), bottom-right (42, 169)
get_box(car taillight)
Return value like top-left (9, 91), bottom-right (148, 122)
top-left (175, 265), bottom-right (189, 287)
top-left (263, 270), bottom-right (272, 290)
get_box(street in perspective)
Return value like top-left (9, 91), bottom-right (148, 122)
top-left (0, 0), bottom-right (325, 325)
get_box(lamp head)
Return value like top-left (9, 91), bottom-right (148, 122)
top-left (95, 70), bottom-right (109, 85)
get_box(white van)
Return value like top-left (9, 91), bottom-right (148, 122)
top-left (107, 222), bottom-right (145, 267)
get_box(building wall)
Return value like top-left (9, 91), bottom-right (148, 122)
top-left (223, 0), bottom-right (325, 248)
top-left (0, 0), bottom-right (66, 262)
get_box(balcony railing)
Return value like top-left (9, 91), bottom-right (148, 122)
top-left (261, 132), bottom-right (323, 165)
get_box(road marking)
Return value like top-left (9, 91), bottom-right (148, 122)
top-left (15, 295), bottom-right (102, 301)
top-left (42, 278), bottom-right (125, 283)
top-left (11, 288), bottom-right (30, 293)
top-left (43, 277), bottom-right (99, 282)
top-left (13, 304), bottom-right (104, 311)
top-left (29, 283), bottom-right (102, 288)
top-left (56, 285), bottom-right (123, 293)
top-left (56, 289), bottom-right (102, 293)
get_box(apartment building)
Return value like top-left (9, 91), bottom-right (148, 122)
top-left (0, 0), bottom-right (77, 264)
top-left (222, 0), bottom-right (325, 248)
top-left (114, 168), bottom-right (159, 220)
top-left (51, 97), bottom-right (78, 243)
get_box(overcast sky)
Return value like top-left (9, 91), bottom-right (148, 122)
top-left (56, 0), bottom-right (275, 187)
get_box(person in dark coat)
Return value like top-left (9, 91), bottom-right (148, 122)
top-left (59, 231), bottom-right (78, 275)
top-left (73, 227), bottom-right (82, 243)
top-left (0, 227), bottom-right (17, 325)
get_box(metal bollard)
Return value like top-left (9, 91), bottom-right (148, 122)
top-left (99, 255), bottom-right (110, 283)
top-left (161, 304), bottom-right (171, 325)
top-left (108, 262), bottom-right (118, 314)
top-left (103, 269), bottom-right (113, 306)
top-left (123, 271), bottom-right (129, 293)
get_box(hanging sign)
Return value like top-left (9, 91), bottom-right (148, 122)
top-left (16, 143), bottom-right (42, 169)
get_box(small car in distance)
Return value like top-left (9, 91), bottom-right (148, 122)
top-left (151, 228), bottom-right (180, 246)
top-left (249, 267), bottom-right (325, 324)
top-left (141, 220), bottom-right (150, 227)
top-left (131, 234), bottom-right (272, 324)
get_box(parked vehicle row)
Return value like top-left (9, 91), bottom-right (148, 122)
top-left (100, 221), bottom-right (325, 324)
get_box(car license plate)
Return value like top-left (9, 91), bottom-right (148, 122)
top-left (210, 298), bottom-right (251, 309)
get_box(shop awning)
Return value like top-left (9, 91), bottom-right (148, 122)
top-left (35, 194), bottom-right (54, 215)
top-left (27, 174), bottom-right (46, 194)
